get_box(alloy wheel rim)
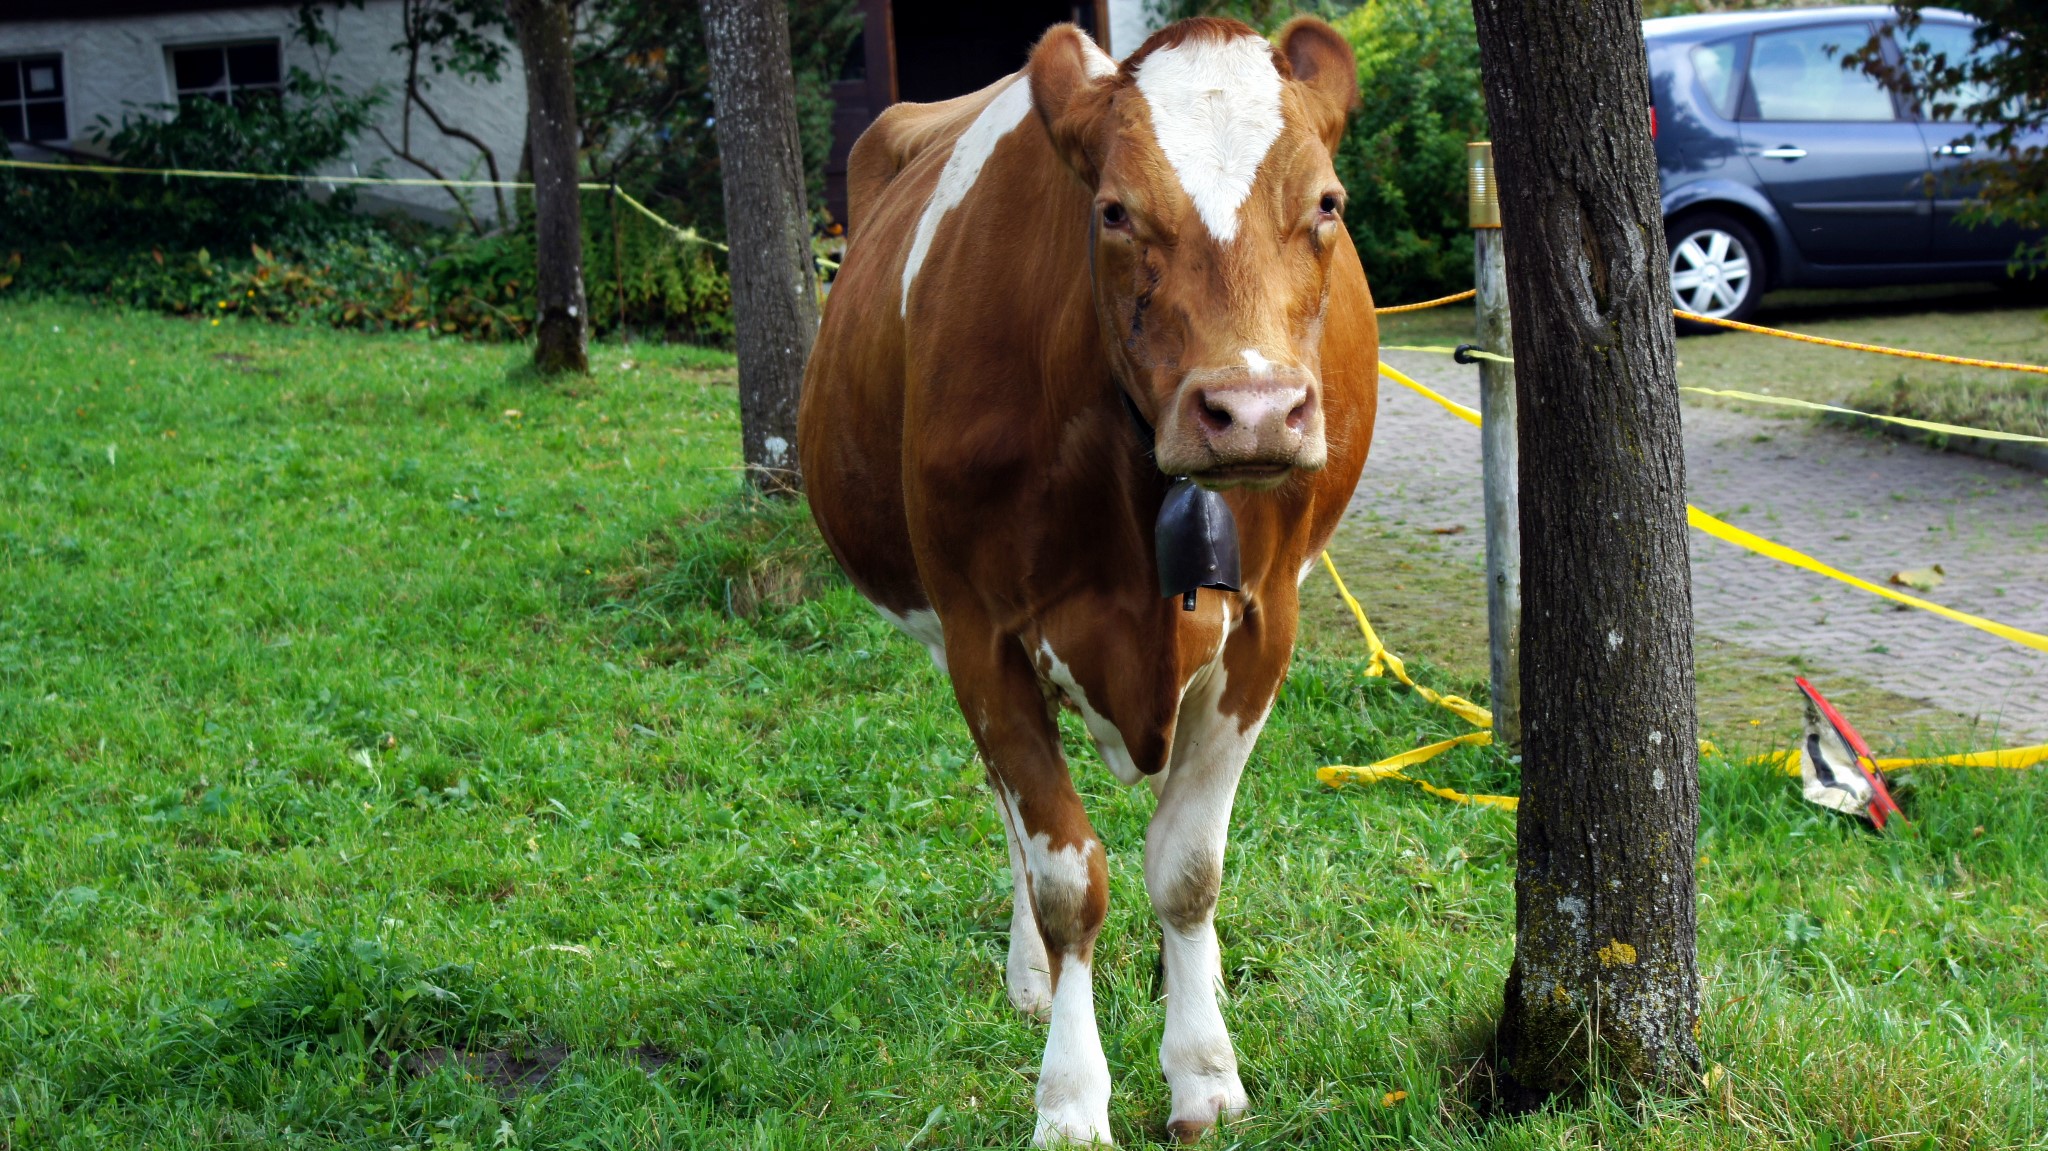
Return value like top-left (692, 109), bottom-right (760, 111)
top-left (1669, 228), bottom-right (1753, 317)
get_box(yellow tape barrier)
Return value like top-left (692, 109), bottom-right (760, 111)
top-left (1685, 506), bottom-right (2048, 654)
top-left (1319, 552), bottom-right (1493, 728)
top-left (0, 158), bottom-right (727, 251)
top-left (1675, 309), bottom-right (2048, 375)
top-left (1374, 289), bottom-right (1475, 315)
top-left (1379, 361), bottom-right (1482, 425)
top-left (1382, 344), bottom-right (2043, 445)
top-left (1377, 360), bottom-right (2048, 655)
top-left (1678, 386), bottom-right (2048, 445)
top-left (1380, 343), bottom-right (1517, 363)
top-left (1753, 744), bottom-right (2048, 775)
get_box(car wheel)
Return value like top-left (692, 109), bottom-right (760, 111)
top-left (1667, 213), bottom-right (1764, 328)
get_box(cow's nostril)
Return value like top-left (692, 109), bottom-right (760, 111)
top-left (1286, 397), bottom-right (1310, 430)
top-left (1197, 393), bottom-right (1234, 432)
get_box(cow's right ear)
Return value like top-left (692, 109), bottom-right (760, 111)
top-left (1028, 24), bottom-right (1117, 186)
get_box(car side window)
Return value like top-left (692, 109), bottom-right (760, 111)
top-left (1690, 39), bottom-right (1743, 119)
top-left (1893, 21), bottom-right (2003, 121)
top-left (1746, 24), bottom-right (1895, 122)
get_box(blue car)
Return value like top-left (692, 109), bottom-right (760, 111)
top-left (1646, 6), bottom-right (2040, 322)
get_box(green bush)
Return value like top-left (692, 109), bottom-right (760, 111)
top-left (1, 191), bottom-right (733, 344)
top-left (1332, 0), bottom-right (1488, 307)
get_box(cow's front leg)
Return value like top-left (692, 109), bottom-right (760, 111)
top-left (948, 628), bottom-right (1113, 1145)
top-left (1145, 664), bottom-right (1269, 1143)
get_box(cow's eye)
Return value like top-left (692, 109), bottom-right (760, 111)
top-left (1101, 202), bottom-right (1129, 229)
top-left (1318, 193), bottom-right (1341, 216)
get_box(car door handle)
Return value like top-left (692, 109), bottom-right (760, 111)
top-left (1759, 146), bottom-right (1807, 160)
top-left (1936, 143), bottom-right (1974, 156)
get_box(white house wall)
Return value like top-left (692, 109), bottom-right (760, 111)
top-left (0, 0), bottom-right (526, 225)
top-left (1105, 0), bottom-right (1158, 59)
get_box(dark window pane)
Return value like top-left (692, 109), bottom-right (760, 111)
top-left (0, 105), bottom-right (23, 144)
top-left (234, 85), bottom-right (281, 109)
top-left (173, 47), bottom-right (226, 93)
top-left (25, 100), bottom-right (64, 140)
top-left (226, 42), bottom-right (280, 88)
top-left (25, 59), bottom-right (59, 97)
top-left (0, 61), bottom-right (20, 103)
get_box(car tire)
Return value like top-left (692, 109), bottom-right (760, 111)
top-left (1666, 213), bottom-right (1766, 332)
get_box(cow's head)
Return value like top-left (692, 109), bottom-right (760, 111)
top-left (1031, 17), bottom-right (1358, 489)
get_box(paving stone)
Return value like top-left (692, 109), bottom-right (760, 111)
top-left (1350, 350), bottom-right (2048, 741)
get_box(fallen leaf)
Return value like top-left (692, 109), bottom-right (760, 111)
top-left (1429, 524), bottom-right (1466, 535)
top-left (1889, 564), bottom-right (1945, 592)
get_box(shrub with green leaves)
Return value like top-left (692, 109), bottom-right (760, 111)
top-left (1332, 0), bottom-right (1488, 307)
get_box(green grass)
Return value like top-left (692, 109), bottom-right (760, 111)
top-left (1377, 283), bottom-right (2048, 438)
top-left (2, 299), bottom-right (2044, 1148)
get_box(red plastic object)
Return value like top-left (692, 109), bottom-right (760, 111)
top-left (1795, 676), bottom-right (1907, 829)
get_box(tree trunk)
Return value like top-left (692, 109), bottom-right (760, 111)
top-left (509, 0), bottom-right (588, 375)
top-left (1470, 0), bottom-right (1703, 1103)
top-left (699, 0), bottom-right (819, 495)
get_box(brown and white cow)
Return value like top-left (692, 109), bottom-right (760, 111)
top-left (799, 16), bottom-right (1376, 1145)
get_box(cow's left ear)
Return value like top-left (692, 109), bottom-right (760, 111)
top-left (1029, 24), bottom-right (1117, 186)
top-left (1277, 17), bottom-right (1358, 154)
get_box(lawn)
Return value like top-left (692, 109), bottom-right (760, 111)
top-left (2, 298), bottom-right (2044, 1149)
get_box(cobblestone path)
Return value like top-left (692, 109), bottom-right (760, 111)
top-left (1352, 349), bottom-right (2048, 741)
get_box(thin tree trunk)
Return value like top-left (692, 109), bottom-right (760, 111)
top-left (699, 0), bottom-right (819, 494)
top-left (1470, 0), bottom-right (1703, 1102)
top-left (510, 0), bottom-right (588, 374)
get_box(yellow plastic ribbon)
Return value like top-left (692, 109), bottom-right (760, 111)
top-left (1378, 361), bottom-right (1482, 426)
top-left (1674, 309), bottom-right (2048, 375)
top-left (1686, 506), bottom-right (2048, 654)
top-left (1679, 387), bottom-right (2048, 445)
top-left (1755, 743), bottom-right (2048, 776)
top-left (1381, 344), bottom-right (1516, 363)
top-left (0, 159), bottom-right (726, 251)
top-left (1374, 288), bottom-right (1475, 315)
top-left (1379, 362), bottom-right (2048, 656)
top-left (1320, 552), bottom-right (1493, 728)
top-left (1319, 737), bottom-right (1518, 812)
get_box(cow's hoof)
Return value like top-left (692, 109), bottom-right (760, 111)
top-left (1165, 1077), bottom-right (1247, 1144)
top-left (1031, 1114), bottom-right (1114, 1147)
top-left (1010, 978), bottom-right (1053, 1021)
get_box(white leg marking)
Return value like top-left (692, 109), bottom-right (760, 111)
top-left (994, 788), bottom-right (1053, 1018)
top-left (1132, 34), bottom-right (1284, 244)
top-left (1147, 658), bottom-right (1267, 1136)
top-left (1297, 556), bottom-right (1318, 587)
top-left (1036, 641), bottom-right (1144, 786)
top-left (874, 604), bottom-right (948, 671)
top-left (1018, 832), bottom-right (1112, 1145)
top-left (1034, 951), bottom-right (1114, 1147)
top-left (900, 77), bottom-right (1034, 316)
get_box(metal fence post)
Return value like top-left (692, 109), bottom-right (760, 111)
top-left (1470, 141), bottom-right (1522, 750)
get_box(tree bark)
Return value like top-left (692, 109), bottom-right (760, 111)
top-left (509, 0), bottom-right (588, 375)
top-left (699, 0), bottom-right (819, 495)
top-left (1470, 0), bottom-right (1703, 1102)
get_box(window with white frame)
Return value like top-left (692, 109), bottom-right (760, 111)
top-left (169, 41), bottom-right (283, 107)
top-left (1, 55), bottom-right (67, 144)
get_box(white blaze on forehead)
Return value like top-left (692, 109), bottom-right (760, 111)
top-left (1134, 34), bottom-right (1285, 244)
top-left (901, 76), bottom-right (1034, 316)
